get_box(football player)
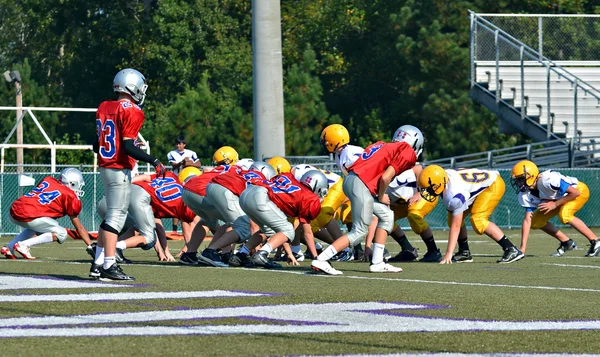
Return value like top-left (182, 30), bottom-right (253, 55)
top-left (267, 156), bottom-right (292, 175)
top-left (198, 161), bottom-right (274, 267)
top-left (311, 138), bottom-right (419, 275)
top-left (2, 168), bottom-right (92, 260)
top-left (238, 170), bottom-right (326, 269)
top-left (320, 124), bottom-right (364, 175)
top-left (93, 68), bottom-right (166, 281)
top-left (418, 165), bottom-right (524, 264)
top-left (511, 160), bottom-right (600, 257)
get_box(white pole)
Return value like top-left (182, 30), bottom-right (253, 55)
top-left (252, 0), bottom-right (285, 160)
top-left (15, 82), bottom-right (23, 174)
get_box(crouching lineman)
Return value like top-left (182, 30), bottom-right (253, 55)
top-left (2, 168), bottom-right (93, 260)
top-left (511, 160), bottom-right (600, 257)
top-left (417, 165), bottom-right (524, 264)
top-left (311, 137), bottom-right (420, 275)
top-left (238, 170), bottom-right (327, 269)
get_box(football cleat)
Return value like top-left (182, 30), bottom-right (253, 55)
top-left (585, 239), bottom-right (600, 257)
top-left (86, 243), bottom-right (97, 259)
top-left (1, 246), bottom-right (16, 260)
top-left (331, 248), bottom-right (354, 262)
top-left (99, 264), bottom-right (135, 281)
top-left (89, 263), bottom-right (102, 280)
top-left (311, 260), bottom-right (343, 275)
top-left (251, 250), bottom-right (282, 269)
top-left (304, 247), bottom-right (323, 260)
top-left (452, 249), bottom-right (473, 263)
top-left (14, 242), bottom-right (35, 260)
top-left (228, 252), bottom-right (255, 268)
top-left (497, 246), bottom-right (524, 264)
top-left (369, 262), bottom-right (403, 273)
top-left (388, 247), bottom-right (419, 262)
top-left (419, 249), bottom-right (443, 263)
top-left (115, 248), bottom-right (132, 264)
top-left (199, 249), bottom-right (229, 267)
top-left (276, 251), bottom-right (305, 262)
top-left (179, 252), bottom-right (199, 266)
top-left (552, 240), bottom-right (577, 257)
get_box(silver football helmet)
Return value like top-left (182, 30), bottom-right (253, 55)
top-left (113, 68), bottom-right (148, 105)
top-left (235, 158), bottom-right (255, 170)
top-left (250, 161), bottom-right (276, 180)
top-left (392, 124), bottom-right (424, 157)
top-left (60, 168), bottom-right (85, 198)
top-left (300, 170), bottom-right (329, 199)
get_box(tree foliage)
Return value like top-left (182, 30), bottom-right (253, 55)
top-left (0, 0), bottom-right (595, 164)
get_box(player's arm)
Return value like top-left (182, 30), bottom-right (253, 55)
top-left (301, 222), bottom-right (318, 258)
top-left (69, 215), bottom-right (93, 247)
top-left (377, 165), bottom-right (397, 205)
top-left (132, 174), bottom-right (152, 184)
top-left (538, 183), bottom-right (580, 214)
top-left (441, 212), bottom-right (463, 264)
top-left (123, 138), bottom-right (166, 177)
top-left (520, 211), bottom-right (533, 254)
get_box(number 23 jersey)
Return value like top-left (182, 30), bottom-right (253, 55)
top-left (442, 169), bottom-right (499, 215)
top-left (10, 177), bottom-right (82, 222)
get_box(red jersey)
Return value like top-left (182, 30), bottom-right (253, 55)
top-left (96, 99), bottom-right (145, 169)
top-left (349, 141), bottom-right (417, 196)
top-left (252, 173), bottom-right (321, 223)
top-left (134, 171), bottom-right (196, 223)
top-left (10, 177), bottom-right (82, 222)
top-left (184, 165), bottom-right (231, 196)
top-left (211, 167), bottom-right (267, 197)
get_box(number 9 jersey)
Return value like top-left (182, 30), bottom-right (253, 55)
top-left (96, 99), bottom-right (145, 169)
top-left (442, 168), bottom-right (500, 215)
top-left (10, 177), bottom-right (82, 222)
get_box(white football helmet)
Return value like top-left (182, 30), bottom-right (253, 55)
top-left (235, 158), bottom-right (255, 170)
top-left (300, 170), bottom-right (329, 199)
top-left (113, 68), bottom-right (148, 105)
top-left (392, 125), bottom-right (424, 157)
top-left (250, 161), bottom-right (276, 180)
top-left (60, 168), bottom-right (85, 198)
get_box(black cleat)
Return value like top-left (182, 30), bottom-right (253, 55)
top-left (86, 243), bottom-right (97, 259)
top-left (388, 247), bottom-right (419, 262)
top-left (99, 264), bottom-right (135, 281)
top-left (452, 249), bottom-right (473, 263)
top-left (228, 252), bottom-right (255, 267)
top-left (419, 249), bottom-right (443, 263)
top-left (585, 239), bottom-right (600, 257)
top-left (89, 263), bottom-right (101, 280)
top-left (115, 248), bottom-right (132, 264)
top-left (179, 252), bottom-right (199, 266)
top-left (497, 246), bottom-right (524, 264)
top-left (251, 250), bottom-right (282, 269)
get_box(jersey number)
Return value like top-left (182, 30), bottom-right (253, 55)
top-left (25, 181), bottom-right (61, 205)
top-left (460, 172), bottom-right (490, 183)
top-left (361, 144), bottom-right (383, 160)
top-left (96, 119), bottom-right (116, 159)
top-left (150, 177), bottom-right (182, 202)
top-left (269, 176), bottom-right (300, 194)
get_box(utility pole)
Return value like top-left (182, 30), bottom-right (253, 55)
top-left (252, 0), bottom-right (285, 160)
top-left (16, 80), bottom-right (23, 174)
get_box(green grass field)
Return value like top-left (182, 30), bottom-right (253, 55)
top-left (1, 228), bottom-right (600, 357)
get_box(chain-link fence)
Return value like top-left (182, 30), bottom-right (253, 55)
top-left (479, 14), bottom-right (600, 61)
top-left (2, 168), bottom-right (600, 235)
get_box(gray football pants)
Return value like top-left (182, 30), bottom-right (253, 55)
top-left (239, 185), bottom-right (289, 240)
top-left (182, 189), bottom-right (220, 231)
top-left (100, 167), bottom-right (132, 233)
top-left (206, 183), bottom-right (252, 242)
top-left (9, 216), bottom-right (68, 243)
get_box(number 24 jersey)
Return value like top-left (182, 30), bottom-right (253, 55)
top-left (10, 177), bottom-right (82, 222)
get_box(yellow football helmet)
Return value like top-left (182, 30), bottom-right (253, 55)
top-left (320, 124), bottom-right (350, 153)
top-left (178, 167), bottom-right (202, 184)
top-left (511, 160), bottom-right (539, 192)
top-left (417, 165), bottom-right (447, 202)
top-left (213, 146), bottom-right (239, 165)
top-left (267, 156), bottom-right (291, 175)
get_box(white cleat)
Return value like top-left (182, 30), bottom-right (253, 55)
top-left (369, 262), bottom-right (403, 273)
top-left (311, 260), bottom-right (343, 275)
top-left (14, 242), bottom-right (36, 260)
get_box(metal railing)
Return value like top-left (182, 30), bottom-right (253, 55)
top-left (469, 11), bottom-right (600, 141)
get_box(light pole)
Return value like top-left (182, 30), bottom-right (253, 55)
top-left (3, 70), bottom-right (23, 173)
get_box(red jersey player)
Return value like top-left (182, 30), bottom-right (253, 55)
top-left (236, 170), bottom-right (327, 269)
top-left (311, 137), bottom-right (420, 275)
top-left (92, 68), bottom-right (166, 281)
top-left (2, 168), bottom-right (93, 260)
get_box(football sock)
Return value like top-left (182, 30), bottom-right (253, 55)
top-left (458, 238), bottom-right (470, 252)
top-left (394, 235), bottom-right (414, 251)
top-left (291, 244), bottom-right (302, 254)
top-left (318, 245), bottom-right (338, 261)
top-left (371, 243), bottom-right (386, 265)
top-left (497, 236), bottom-right (513, 250)
top-left (8, 229), bottom-right (36, 249)
top-left (103, 256), bottom-right (116, 270)
top-left (23, 232), bottom-right (53, 247)
top-left (94, 246), bottom-right (105, 265)
top-left (422, 235), bottom-right (438, 252)
top-left (172, 224), bottom-right (177, 232)
top-left (260, 243), bottom-right (274, 254)
top-left (314, 242), bottom-right (323, 250)
top-left (116, 241), bottom-right (127, 250)
top-left (238, 245), bottom-right (251, 255)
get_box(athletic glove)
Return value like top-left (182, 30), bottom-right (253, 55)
top-left (153, 159), bottom-right (167, 179)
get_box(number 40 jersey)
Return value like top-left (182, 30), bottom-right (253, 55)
top-left (10, 176), bottom-right (82, 222)
top-left (442, 168), bottom-right (500, 215)
top-left (135, 171), bottom-right (196, 223)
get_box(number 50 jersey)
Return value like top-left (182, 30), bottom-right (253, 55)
top-left (10, 176), bottom-right (82, 222)
top-left (442, 169), bottom-right (500, 215)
